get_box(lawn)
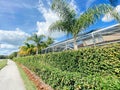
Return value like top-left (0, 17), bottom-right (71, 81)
top-left (0, 60), bottom-right (7, 70)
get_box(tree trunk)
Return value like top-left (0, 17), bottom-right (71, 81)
top-left (73, 36), bottom-right (78, 50)
top-left (36, 46), bottom-right (39, 55)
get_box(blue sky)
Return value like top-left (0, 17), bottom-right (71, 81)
top-left (0, 0), bottom-right (120, 55)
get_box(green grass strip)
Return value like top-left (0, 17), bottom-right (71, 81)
top-left (17, 64), bottom-right (37, 90)
top-left (0, 59), bottom-right (7, 70)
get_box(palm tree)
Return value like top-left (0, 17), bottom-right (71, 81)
top-left (49, 0), bottom-right (120, 50)
top-left (27, 34), bottom-right (46, 54)
top-left (18, 45), bottom-right (28, 56)
top-left (18, 42), bottom-right (36, 56)
top-left (24, 42), bottom-right (36, 55)
top-left (45, 37), bottom-right (54, 46)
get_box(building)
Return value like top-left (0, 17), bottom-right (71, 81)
top-left (42, 24), bottom-right (120, 54)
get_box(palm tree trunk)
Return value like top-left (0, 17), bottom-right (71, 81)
top-left (73, 36), bottom-right (78, 50)
top-left (36, 46), bottom-right (39, 55)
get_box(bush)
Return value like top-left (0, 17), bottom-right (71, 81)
top-left (14, 43), bottom-right (120, 89)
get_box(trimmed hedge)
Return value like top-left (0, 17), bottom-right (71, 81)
top-left (14, 43), bottom-right (120, 89)
top-left (14, 59), bottom-right (120, 90)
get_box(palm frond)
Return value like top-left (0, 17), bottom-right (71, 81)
top-left (49, 20), bottom-right (68, 32)
top-left (46, 37), bottom-right (54, 46)
top-left (77, 4), bottom-right (119, 31)
top-left (52, 0), bottom-right (76, 21)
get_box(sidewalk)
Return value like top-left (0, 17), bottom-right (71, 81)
top-left (0, 60), bottom-right (26, 90)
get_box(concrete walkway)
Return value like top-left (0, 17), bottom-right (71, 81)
top-left (0, 60), bottom-right (26, 90)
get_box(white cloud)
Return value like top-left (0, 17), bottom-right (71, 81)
top-left (0, 28), bottom-right (29, 45)
top-left (102, 5), bottom-right (120, 22)
top-left (115, 5), bottom-right (120, 13)
top-left (102, 13), bottom-right (114, 22)
top-left (86, 0), bottom-right (96, 9)
top-left (36, 0), bottom-right (66, 39)
top-left (0, 48), bottom-right (18, 55)
top-left (0, 44), bottom-right (16, 49)
top-left (0, 44), bottom-right (18, 55)
top-left (70, 0), bottom-right (78, 12)
top-left (0, 28), bottom-right (29, 55)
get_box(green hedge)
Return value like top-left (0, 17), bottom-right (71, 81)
top-left (14, 43), bottom-right (120, 89)
top-left (14, 59), bottom-right (120, 90)
top-left (15, 43), bottom-right (120, 75)
top-left (46, 43), bottom-right (120, 73)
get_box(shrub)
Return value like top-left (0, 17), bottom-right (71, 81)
top-left (14, 43), bottom-right (120, 89)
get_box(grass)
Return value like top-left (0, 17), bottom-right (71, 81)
top-left (17, 64), bottom-right (37, 90)
top-left (0, 59), bottom-right (7, 70)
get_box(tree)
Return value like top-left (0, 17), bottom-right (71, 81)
top-left (0, 55), bottom-right (8, 59)
top-left (8, 52), bottom-right (18, 59)
top-left (27, 34), bottom-right (54, 54)
top-left (18, 42), bottom-right (36, 56)
top-left (49, 0), bottom-right (120, 50)
top-left (27, 34), bottom-right (46, 54)
top-left (45, 37), bottom-right (54, 46)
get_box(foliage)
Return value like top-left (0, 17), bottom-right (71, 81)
top-left (27, 34), bottom-right (46, 54)
top-left (14, 43), bottom-right (120, 89)
top-left (18, 34), bottom-right (54, 56)
top-left (8, 52), bottom-right (18, 59)
top-left (0, 55), bottom-right (8, 59)
top-left (45, 36), bottom-right (54, 46)
top-left (18, 43), bottom-right (36, 56)
top-left (49, 0), bottom-right (120, 50)
top-left (27, 34), bottom-right (54, 55)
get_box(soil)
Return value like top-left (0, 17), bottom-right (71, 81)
top-left (18, 64), bottom-right (53, 90)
